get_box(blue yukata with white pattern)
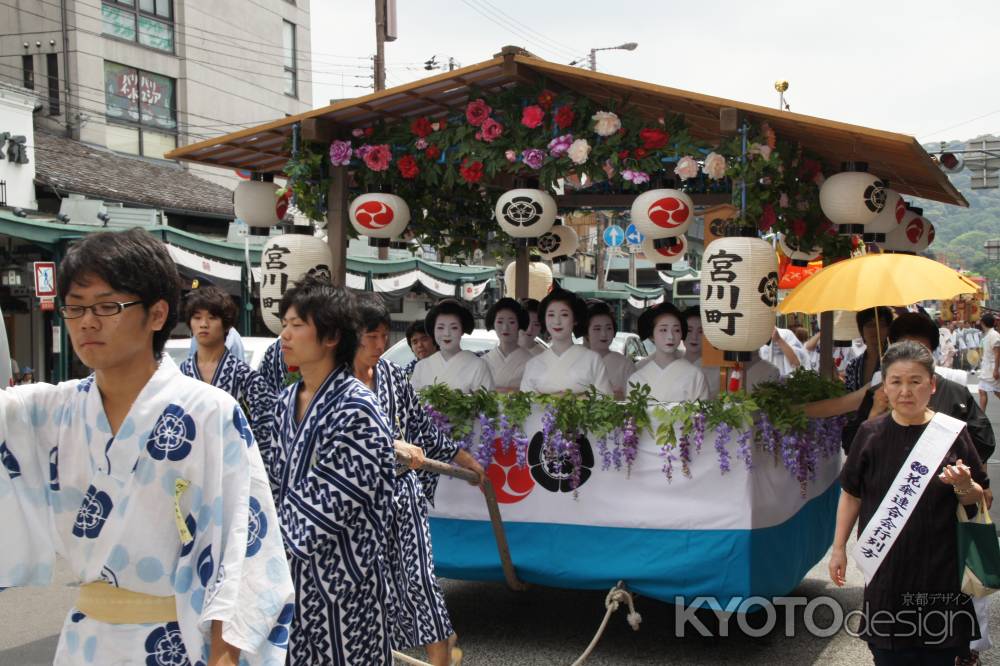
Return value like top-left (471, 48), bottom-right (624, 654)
top-left (0, 355), bottom-right (294, 665)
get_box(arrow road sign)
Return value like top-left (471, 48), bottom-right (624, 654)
top-left (625, 223), bottom-right (645, 245)
top-left (604, 224), bottom-right (625, 247)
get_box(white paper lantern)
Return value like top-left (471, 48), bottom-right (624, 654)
top-left (913, 221), bottom-right (935, 253)
top-left (641, 234), bottom-right (688, 266)
top-left (882, 205), bottom-right (926, 254)
top-left (864, 188), bottom-right (902, 235)
top-left (234, 181), bottom-right (286, 228)
top-left (833, 310), bottom-right (860, 347)
top-left (630, 189), bottom-right (694, 239)
top-left (777, 233), bottom-right (821, 266)
top-left (819, 164), bottom-right (887, 233)
top-left (504, 260), bottom-right (553, 300)
top-left (700, 236), bottom-right (778, 360)
top-left (495, 189), bottom-right (557, 239)
top-left (259, 234), bottom-right (334, 334)
top-left (536, 225), bottom-right (580, 261)
top-left (349, 193), bottom-right (411, 241)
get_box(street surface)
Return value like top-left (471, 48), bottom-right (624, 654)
top-left (4, 384), bottom-right (1000, 665)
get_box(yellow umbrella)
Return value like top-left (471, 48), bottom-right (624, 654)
top-left (778, 253), bottom-right (979, 314)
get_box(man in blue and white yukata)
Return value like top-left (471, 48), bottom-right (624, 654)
top-left (258, 337), bottom-right (291, 396)
top-left (261, 276), bottom-right (397, 665)
top-left (353, 294), bottom-right (484, 666)
top-left (0, 229), bottom-right (294, 665)
top-left (179, 285), bottom-right (276, 446)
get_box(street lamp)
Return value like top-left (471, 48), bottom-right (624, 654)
top-left (569, 42), bottom-right (638, 72)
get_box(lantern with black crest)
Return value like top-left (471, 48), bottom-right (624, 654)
top-left (494, 189), bottom-right (557, 244)
top-left (777, 233), bottom-right (821, 266)
top-left (699, 235), bottom-right (779, 362)
top-left (862, 186), bottom-right (902, 243)
top-left (536, 223), bottom-right (580, 261)
top-left (630, 189), bottom-right (693, 252)
top-left (819, 162), bottom-right (887, 236)
top-left (349, 193), bottom-right (411, 246)
top-left (259, 233), bottom-right (334, 334)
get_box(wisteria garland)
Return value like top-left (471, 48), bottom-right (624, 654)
top-left (715, 422), bottom-right (733, 475)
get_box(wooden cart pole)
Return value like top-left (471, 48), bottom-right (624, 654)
top-left (819, 310), bottom-right (834, 379)
top-left (515, 243), bottom-right (529, 300)
top-left (327, 166), bottom-right (349, 287)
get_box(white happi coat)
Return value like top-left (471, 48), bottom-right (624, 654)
top-left (0, 356), bottom-right (293, 665)
top-left (690, 356), bottom-right (721, 398)
top-left (482, 346), bottom-right (532, 391)
top-left (628, 355), bottom-right (710, 404)
top-left (411, 350), bottom-right (494, 393)
top-left (600, 351), bottom-right (636, 396)
top-left (520, 345), bottom-right (613, 395)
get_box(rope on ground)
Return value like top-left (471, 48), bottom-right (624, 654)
top-left (569, 580), bottom-right (642, 666)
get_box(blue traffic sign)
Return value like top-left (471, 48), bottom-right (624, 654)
top-left (625, 223), bottom-right (645, 245)
top-left (603, 224), bottom-right (625, 247)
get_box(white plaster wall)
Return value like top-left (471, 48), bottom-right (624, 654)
top-left (0, 86), bottom-right (38, 209)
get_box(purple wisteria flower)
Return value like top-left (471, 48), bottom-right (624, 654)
top-left (476, 413), bottom-right (497, 468)
top-left (736, 427), bottom-right (753, 471)
top-left (620, 418), bottom-right (639, 476)
top-left (547, 133), bottom-right (574, 158)
top-left (715, 422), bottom-right (732, 475)
top-left (521, 148), bottom-right (546, 170)
top-left (691, 412), bottom-right (706, 455)
top-left (328, 139), bottom-right (353, 166)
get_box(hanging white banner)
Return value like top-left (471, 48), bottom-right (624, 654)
top-left (345, 272), bottom-right (367, 290)
top-left (459, 280), bottom-right (490, 301)
top-left (418, 271), bottom-right (456, 297)
top-left (167, 244), bottom-right (242, 282)
top-left (373, 270), bottom-right (419, 293)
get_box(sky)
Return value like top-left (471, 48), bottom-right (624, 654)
top-left (308, 0), bottom-right (1000, 145)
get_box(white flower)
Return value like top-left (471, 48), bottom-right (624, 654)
top-left (674, 155), bottom-right (699, 181)
top-left (759, 144), bottom-right (773, 161)
top-left (567, 138), bottom-right (592, 165)
top-left (703, 152), bottom-right (727, 180)
top-left (591, 111), bottom-right (621, 137)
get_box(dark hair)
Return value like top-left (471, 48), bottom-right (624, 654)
top-left (425, 298), bottom-right (474, 335)
top-left (855, 306), bottom-right (894, 334)
top-left (183, 285), bottom-right (238, 332)
top-left (278, 274), bottom-right (359, 367)
top-left (486, 297), bottom-right (528, 331)
top-left (538, 289), bottom-right (587, 337)
top-left (519, 298), bottom-right (540, 315)
top-left (638, 302), bottom-right (687, 341)
top-left (682, 306), bottom-right (700, 322)
top-left (881, 339), bottom-right (935, 378)
top-left (57, 228), bottom-right (180, 356)
top-left (355, 293), bottom-right (391, 333)
top-left (584, 300), bottom-right (616, 336)
top-left (405, 319), bottom-right (431, 345)
top-left (983, 314), bottom-right (996, 329)
top-left (889, 313), bottom-right (940, 352)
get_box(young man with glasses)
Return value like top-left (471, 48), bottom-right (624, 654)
top-left (0, 229), bottom-right (293, 665)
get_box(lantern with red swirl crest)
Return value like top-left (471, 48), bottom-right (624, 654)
top-left (882, 204), bottom-right (927, 254)
top-left (819, 162), bottom-right (887, 236)
top-left (234, 180), bottom-right (287, 228)
top-left (630, 189), bottom-right (693, 252)
top-left (348, 193), bottom-right (411, 246)
top-left (641, 234), bottom-right (688, 267)
top-left (494, 189), bottom-right (557, 243)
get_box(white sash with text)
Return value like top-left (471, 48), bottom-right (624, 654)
top-left (852, 412), bottom-right (965, 584)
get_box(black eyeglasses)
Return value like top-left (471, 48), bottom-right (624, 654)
top-left (59, 301), bottom-right (144, 319)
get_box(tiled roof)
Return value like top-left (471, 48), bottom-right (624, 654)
top-left (33, 131), bottom-right (235, 217)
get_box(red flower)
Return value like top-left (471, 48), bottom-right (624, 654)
top-left (410, 117), bottom-right (433, 138)
top-left (459, 159), bottom-right (484, 184)
top-left (363, 127), bottom-right (374, 137)
top-left (554, 106), bottom-right (575, 130)
top-left (791, 218), bottom-right (807, 238)
top-left (480, 118), bottom-right (503, 143)
top-left (425, 145), bottom-right (441, 160)
top-left (798, 158), bottom-right (821, 180)
top-left (639, 128), bottom-right (670, 150)
top-left (820, 219), bottom-right (836, 236)
top-left (521, 105), bottom-right (545, 129)
top-left (397, 154), bottom-right (419, 179)
top-left (760, 203), bottom-right (777, 231)
top-left (465, 99), bottom-right (492, 127)
top-left (617, 127), bottom-right (628, 136)
top-left (618, 150), bottom-right (630, 160)
top-left (635, 147), bottom-right (648, 158)
top-left (537, 89), bottom-right (557, 110)
top-left (437, 119), bottom-right (447, 131)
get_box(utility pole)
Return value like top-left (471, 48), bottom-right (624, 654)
top-left (588, 48), bottom-right (597, 72)
top-left (628, 248), bottom-right (637, 287)
top-left (595, 212), bottom-right (607, 291)
top-left (374, 0), bottom-right (386, 92)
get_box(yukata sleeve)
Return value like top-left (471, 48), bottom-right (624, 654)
top-left (0, 384), bottom-right (61, 588)
top-left (239, 368), bottom-right (277, 454)
top-left (690, 368), bottom-right (710, 401)
top-left (280, 399), bottom-right (395, 560)
top-left (590, 355), bottom-right (613, 396)
top-left (474, 358), bottom-right (495, 391)
top-left (186, 403), bottom-right (294, 663)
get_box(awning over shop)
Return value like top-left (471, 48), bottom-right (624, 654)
top-left (556, 276), bottom-right (665, 308)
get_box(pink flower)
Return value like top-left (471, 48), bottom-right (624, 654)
top-left (622, 169), bottom-right (650, 184)
top-left (505, 150), bottom-right (517, 163)
top-left (363, 144), bottom-right (392, 172)
top-left (351, 128), bottom-right (365, 138)
top-left (328, 140), bottom-right (352, 166)
top-left (355, 144), bottom-right (373, 159)
top-left (759, 145), bottom-right (773, 161)
top-left (674, 156), bottom-right (699, 181)
top-left (779, 192), bottom-right (790, 208)
top-left (547, 133), bottom-right (574, 158)
top-left (415, 137), bottom-right (428, 150)
top-left (480, 117), bottom-right (504, 143)
top-left (703, 152), bottom-right (727, 180)
top-left (465, 99), bottom-right (491, 126)
top-left (521, 105), bottom-right (545, 129)
top-left (521, 148), bottom-right (546, 170)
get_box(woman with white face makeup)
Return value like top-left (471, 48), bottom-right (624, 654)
top-left (628, 302), bottom-right (709, 403)
top-left (411, 299), bottom-right (494, 393)
top-left (482, 298), bottom-right (533, 392)
top-left (520, 290), bottom-right (613, 395)
top-left (584, 300), bottom-right (635, 400)
top-left (681, 306), bottom-right (720, 398)
top-left (517, 298), bottom-right (546, 356)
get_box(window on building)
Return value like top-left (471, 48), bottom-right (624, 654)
top-left (22, 55), bottom-right (34, 90)
top-left (101, 0), bottom-right (174, 53)
top-left (104, 61), bottom-right (177, 159)
top-left (283, 20), bottom-right (297, 97)
top-left (46, 54), bottom-right (60, 115)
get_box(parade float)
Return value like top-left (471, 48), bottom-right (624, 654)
top-left (166, 47), bottom-right (970, 605)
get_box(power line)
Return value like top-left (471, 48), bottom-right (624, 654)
top-left (459, 0), bottom-right (580, 63)
top-left (472, 0), bottom-right (582, 59)
top-left (921, 108), bottom-right (1000, 140)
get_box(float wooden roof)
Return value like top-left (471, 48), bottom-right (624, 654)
top-left (166, 48), bottom-right (967, 207)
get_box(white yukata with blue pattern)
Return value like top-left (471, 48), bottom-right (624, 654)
top-left (373, 358), bottom-right (458, 649)
top-left (261, 365), bottom-right (396, 666)
top-left (0, 355), bottom-right (294, 666)
top-left (257, 339), bottom-right (290, 397)
top-left (179, 347), bottom-right (276, 449)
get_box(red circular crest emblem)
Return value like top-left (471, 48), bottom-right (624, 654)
top-left (905, 218), bottom-right (924, 244)
top-left (355, 200), bottom-right (395, 229)
top-left (647, 197), bottom-right (690, 228)
top-left (486, 440), bottom-right (534, 503)
top-left (275, 189), bottom-right (292, 221)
